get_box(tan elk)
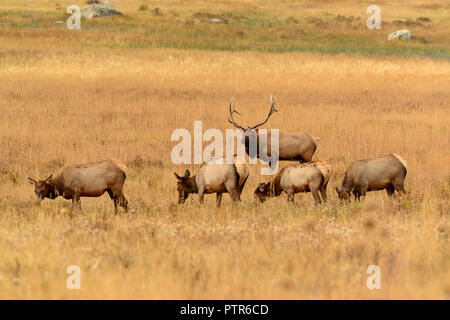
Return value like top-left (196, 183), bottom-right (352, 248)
top-left (28, 158), bottom-right (128, 213)
top-left (335, 154), bottom-right (408, 201)
top-left (174, 156), bottom-right (249, 207)
top-left (228, 95), bottom-right (319, 166)
top-left (254, 160), bottom-right (332, 204)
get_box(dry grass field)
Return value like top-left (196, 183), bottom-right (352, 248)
top-left (0, 1), bottom-right (449, 299)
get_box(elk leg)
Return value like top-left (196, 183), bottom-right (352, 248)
top-left (216, 193), bottom-right (223, 208)
top-left (110, 188), bottom-right (128, 213)
top-left (198, 192), bottom-right (204, 205)
top-left (361, 182), bottom-right (369, 199)
top-left (225, 180), bottom-right (240, 202)
top-left (106, 189), bottom-right (114, 199)
top-left (286, 190), bottom-right (295, 203)
top-left (113, 197), bottom-right (118, 214)
top-left (74, 192), bottom-right (81, 210)
top-left (359, 187), bottom-right (368, 200)
top-left (393, 179), bottom-right (406, 195)
top-left (386, 184), bottom-right (395, 197)
top-left (106, 189), bottom-right (118, 212)
top-left (320, 186), bottom-right (327, 203)
top-left (120, 194), bottom-right (128, 212)
top-left (115, 191), bottom-right (128, 213)
top-left (312, 189), bottom-right (322, 204)
top-left (228, 190), bottom-right (240, 203)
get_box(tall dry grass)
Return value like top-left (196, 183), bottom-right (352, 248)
top-left (0, 46), bottom-right (448, 299)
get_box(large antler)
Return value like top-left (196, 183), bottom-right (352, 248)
top-left (228, 97), bottom-right (246, 131)
top-left (248, 95), bottom-right (277, 130)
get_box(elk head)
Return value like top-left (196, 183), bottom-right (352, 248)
top-left (173, 170), bottom-right (197, 204)
top-left (254, 182), bottom-right (272, 203)
top-left (28, 175), bottom-right (55, 199)
top-left (335, 187), bottom-right (350, 201)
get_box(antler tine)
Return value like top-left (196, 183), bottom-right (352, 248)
top-left (228, 97), bottom-right (246, 131)
top-left (229, 97), bottom-right (240, 115)
top-left (248, 94), bottom-right (278, 130)
top-left (270, 94), bottom-right (278, 113)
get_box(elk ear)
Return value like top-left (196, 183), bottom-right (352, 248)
top-left (257, 183), bottom-right (265, 192)
top-left (44, 175), bottom-right (53, 183)
top-left (28, 177), bottom-right (36, 185)
top-left (174, 172), bottom-right (182, 180)
top-left (184, 170), bottom-right (190, 178)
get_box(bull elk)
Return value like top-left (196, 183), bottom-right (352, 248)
top-left (28, 158), bottom-right (128, 213)
top-left (228, 95), bottom-right (319, 166)
top-left (335, 154), bottom-right (408, 201)
top-left (254, 160), bottom-right (332, 204)
top-left (174, 156), bottom-right (249, 207)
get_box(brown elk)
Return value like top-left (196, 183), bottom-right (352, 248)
top-left (254, 160), bottom-right (331, 204)
top-left (28, 158), bottom-right (128, 213)
top-left (228, 95), bottom-right (319, 166)
top-left (174, 156), bottom-right (249, 207)
top-left (335, 154), bottom-right (407, 201)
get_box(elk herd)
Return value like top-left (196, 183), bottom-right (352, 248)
top-left (28, 96), bottom-right (408, 212)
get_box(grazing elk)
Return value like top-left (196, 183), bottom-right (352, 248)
top-left (254, 160), bottom-right (332, 204)
top-left (228, 95), bottom-right (319, 166)
top-left (335, 154), bottom-right (408, 201)
top-left (174, 157), bottom-right (249, 207)
top-left (28, 158), bottom-right (128, 213)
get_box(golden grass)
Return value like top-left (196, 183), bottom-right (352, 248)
top-left (0, 0), bottom-right (449, 300)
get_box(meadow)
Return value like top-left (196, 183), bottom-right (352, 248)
top-left (0, 0), bottom-right (449, 299)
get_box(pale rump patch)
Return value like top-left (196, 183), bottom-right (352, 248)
top-left (298, 160), bottom-right (331, 184)
top-left (108, 158), bottom-right (128, 173)
top-left (235, 163), bottom-right (250, 187)
top-left (312, 161), bottom-right (331, 184)
top-left (392, 153), bottom-right (408, 171)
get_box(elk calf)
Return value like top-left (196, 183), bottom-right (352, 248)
top-left (29, 158), bottom-right (128, 213)
top-left (335, 154), bottom-right (407, 201)
top-left (174, 157), bottom-right (249, 207)
top-left (254, 161), bottom-right (331, 204)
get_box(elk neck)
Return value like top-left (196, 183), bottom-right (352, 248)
top-left (267, 166), bottom-right (286, 197)
top-left (48, 175), bottom-right (64, 199)
top-left (340, 172), bottom-right (353, 192)
top-left (268, 179), bottom-right (283, 197)
top-left (243, 130), bottom-right (260, 154)
top-left (186, 176), bottom-right (199, 194)
top-left (46, 180), bottom-right (59, 199)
